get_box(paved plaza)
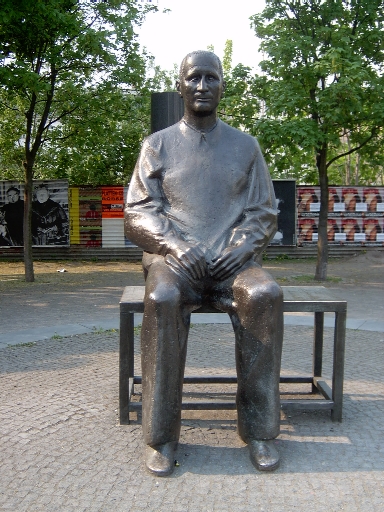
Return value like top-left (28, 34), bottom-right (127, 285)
top-left (1, 325), bottom-right (384, 511)
top-left (1, 255), bottom-right (384, 511)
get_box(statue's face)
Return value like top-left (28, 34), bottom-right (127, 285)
top-left (177, 53), bottom-right (224, 115)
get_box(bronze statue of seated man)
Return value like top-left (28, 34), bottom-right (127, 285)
top-left (125, 50), bottom-right (283, 476)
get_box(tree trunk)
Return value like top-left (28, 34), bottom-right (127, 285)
top-left (345, 130), bottom-right (351, 185)
top-left (354, 152), bottom-right (360, 185)
top-left (315, 144), bottom-right (329, 281)
top-left (23, 161), bottom-right (35, 282)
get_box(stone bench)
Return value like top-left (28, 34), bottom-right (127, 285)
top-left (119, 285), bottom-right (347, 425)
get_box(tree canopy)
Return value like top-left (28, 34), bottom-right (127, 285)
top-left (0, 0), bottom-right (154, 280)
top-left (249, 0), bottom-right (384, 278)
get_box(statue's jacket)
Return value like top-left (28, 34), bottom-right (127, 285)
top-left (125, 119), bottom-right (277, 263)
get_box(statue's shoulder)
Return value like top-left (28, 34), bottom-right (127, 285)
top-left (142, 122), bottom-right (182, 149)
top-left (218, 120), bottom-right (259, 150)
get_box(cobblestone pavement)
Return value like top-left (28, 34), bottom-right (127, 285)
top-left (1, 324), bottom-right (383, 511)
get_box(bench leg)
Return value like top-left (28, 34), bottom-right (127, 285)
top-left (119, 310), bottom-right (134, 425)
top-left (312, 311), bottom-right (324, 393)
top-left (331, 310), bottom-right (346, 422)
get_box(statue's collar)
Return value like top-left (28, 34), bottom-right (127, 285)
top-left (181, 118), bottom-right (218, 140)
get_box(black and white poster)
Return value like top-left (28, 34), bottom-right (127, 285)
top-left (271, 180), bottom-right (297, 246)
top-left (0, 181), bottom-right (24, 246)
top-left (0, 180), bottom-right (69, 247)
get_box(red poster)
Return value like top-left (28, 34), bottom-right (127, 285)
top-left (297, 187), bottom-right (320, 213)
top-left (298, 217), bottom-right (318, 244)
top-left (363, 218), bottom-right (382, 242)
top-left (341, 218), bottom-right (364, 242)
top-left (102, 186), bottom-right (124, 218)
top-left (342, 187), bottom-right (362, 213)
top-left (328, 187), bottom-right (343, 213)
top-left (327, 218), bottom-right (342, 242)
top-left (363, 188), bottom-right (383, 213)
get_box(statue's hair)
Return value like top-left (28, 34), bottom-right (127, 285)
top-left (179, 51), bottom-right (223, 80)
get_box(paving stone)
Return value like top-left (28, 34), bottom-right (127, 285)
top-left (1, 325), bottom-right (384, 510)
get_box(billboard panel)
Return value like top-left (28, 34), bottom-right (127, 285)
top-left (0, 180), bottom-right (69, 247)
top-left (297, 185), bottom-right (384, 246)
top-left (271, 180), bottom-right (296, 246)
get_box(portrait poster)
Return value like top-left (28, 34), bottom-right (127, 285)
top-left (0, 181), bottom-right (25, 246)
top-left (363, 187), bottom-right (384, 214)
top-left (0, 179), bottom-right (69, 247)
top-left (341, 187), bottom-right (363, 213)
top-left (363, 218), bottom-right (384, 243)
top-left (328, 187), bottom-right (344, 213)
top-left (297, 185), bottom-right (384, 245)
top-left (297, 186), bottom-right (320, 214)
top-left (341, 217), bottom-right (365, 243)
top-left (298, 217), bottom-right (318, 244)
top-left (327, 218), bottom-right (343, 242)
top-left (271, 180), bottom-right (296, 246)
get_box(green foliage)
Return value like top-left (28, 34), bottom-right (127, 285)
top-left (0, 0), bottom-right (155, 184)
top-left (250, 0), bottom-right (384, 183)
top-left (250, 0), bottom-right (384, 278)
top-left (0, 0), bottom-right (156, 280)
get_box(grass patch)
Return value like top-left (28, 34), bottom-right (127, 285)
top-left (91, 326), bottom-right (118, 334)
top-left (286, 274), bottom-right (342, 283)
top-left (8, 341), bottom-right (36, 349)
top-left (51, 332), bottom-right (63, 340)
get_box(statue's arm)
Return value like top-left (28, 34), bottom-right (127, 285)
top-left (124, 138), bottom-right (207, 280)
top-left (210, 140), bottom-right (277, 280)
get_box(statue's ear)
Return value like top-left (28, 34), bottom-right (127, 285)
top-left (176, 80), bottom-right (182, 97)
top-left (221, 80), bottom-right (227, 98)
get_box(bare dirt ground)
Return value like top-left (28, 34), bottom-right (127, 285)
top-left (0, 250), bottom-right (383, 334)
top-left (1, 250), bottom-right (383, 289)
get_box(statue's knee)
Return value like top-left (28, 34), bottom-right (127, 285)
top-left (146, 283), bottom-right (181, 309)
top-left (248, 280), bottom-right (283, 308)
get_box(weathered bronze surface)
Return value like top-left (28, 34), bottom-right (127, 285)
top-left (125, 51), bottom-right (284, 475)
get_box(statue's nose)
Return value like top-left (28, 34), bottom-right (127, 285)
top-left (197, 77), bottom-right (208, 91)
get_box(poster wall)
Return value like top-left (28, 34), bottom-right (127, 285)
top-left (69, 186), bottom-right (106, 247)
top-left (297, 186), bottom-right (384, 246)
top-left (4, 181), bottom-right (382, 250)
top-left (68, 181), bottom-right (297, 249)
top-left (0, 180), bottom-right (69, 247)
top-left (68, 185), bottom-right (135, 248)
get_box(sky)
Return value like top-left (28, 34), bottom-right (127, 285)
top-left (137, 0), bottom-right (266, 72)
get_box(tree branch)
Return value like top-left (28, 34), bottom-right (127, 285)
top-left (43, 104), bottom-right (80, 131)
top-left (0, 100), bottom-right (21, 113)
top-left (326, 128), bottom-right (378, 168)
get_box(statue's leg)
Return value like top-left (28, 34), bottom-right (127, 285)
top-left (231, 265), bottom-right (283, 441)
top-left (214, 264), bottom-right (283, 470)
top-left (141, 257), bottom-right (200, 450)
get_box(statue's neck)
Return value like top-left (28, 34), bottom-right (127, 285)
top-left (182, 111), bottom-right (218, 133)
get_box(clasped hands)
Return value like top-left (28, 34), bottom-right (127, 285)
top-left (165, 239), bottom-right (254, 281)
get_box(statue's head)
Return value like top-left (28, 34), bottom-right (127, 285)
top-left (176, 51), bottom-right (226, 116)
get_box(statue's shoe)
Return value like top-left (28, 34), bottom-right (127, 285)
top-left (145, 442), bottom-right (176, 477)
top-left (249, 440), bottom-right (280, 471)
